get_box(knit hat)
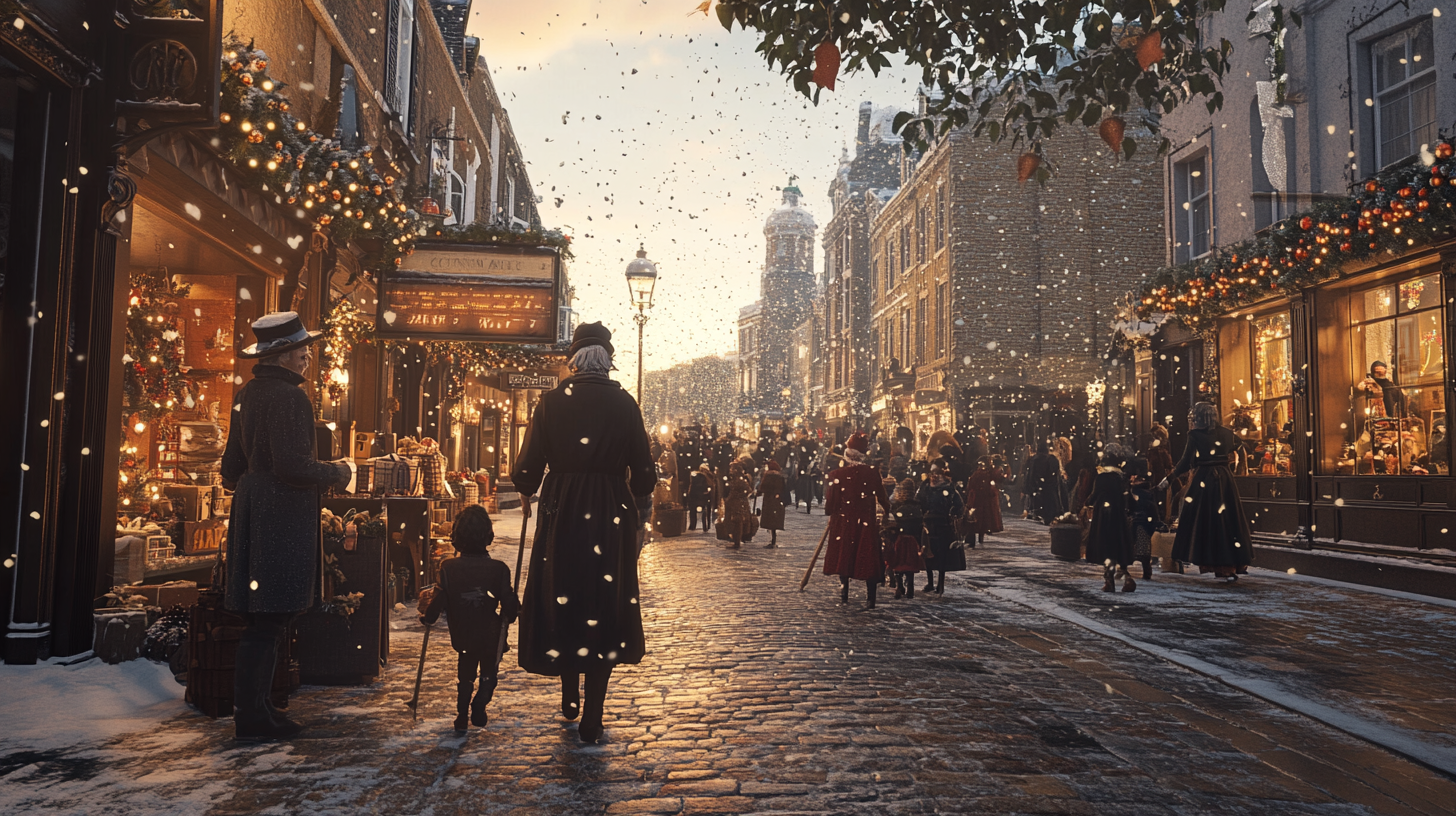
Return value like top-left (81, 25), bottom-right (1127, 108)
top-left (568, 321), bottom-right (614, 358)
top-left (845, 433), bottom-right (869, 454)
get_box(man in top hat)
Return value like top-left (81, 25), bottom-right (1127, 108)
top-left (221, 311), bottom-right (352, 741)
top-left (822, 432), bottom-right (891, 609)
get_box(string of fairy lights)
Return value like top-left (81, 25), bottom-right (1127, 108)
top-left (1137, 141), bottom-right (1456, 326)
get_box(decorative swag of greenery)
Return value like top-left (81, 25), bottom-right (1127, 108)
top-left (1137, 140), bottom-right (1456, 327)
top-left (217, 38), bottom-right (573, 283)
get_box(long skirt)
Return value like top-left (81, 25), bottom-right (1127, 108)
top-left (1171, 464), bottom-right (1254, 572)
top-left (922, 519), bottom-right (966, 572)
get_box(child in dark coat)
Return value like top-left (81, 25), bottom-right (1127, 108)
top-left (420, 505), bottom-right (521, 733)
top-left (886, 479), bottom-right (927, 599)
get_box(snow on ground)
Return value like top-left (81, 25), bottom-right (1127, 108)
top-left (0, 657), bottom-right (187, 752)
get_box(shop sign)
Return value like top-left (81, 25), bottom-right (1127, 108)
top-left (871, 395), bottom-right (891, 414)
top-left (502, 372), bottom-right (558, 390)
top-left (378, 243), bottom-right (560, 342)
top-left (913, 389), bottom-right (948, 408)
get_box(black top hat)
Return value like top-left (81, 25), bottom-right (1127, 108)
top-left (567, 321), bottom-right (614, 358)
top-left (239, 311), bottom-right (326, 359)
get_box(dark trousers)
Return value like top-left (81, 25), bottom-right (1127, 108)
top-left (235, 611), bottom-right (295, 720)
top-left (562, 667), bottom-right (612, 728)
top-left (458, 650), bottom-right (498, 709)
top-left (688, 497), bottom-right (711, 531)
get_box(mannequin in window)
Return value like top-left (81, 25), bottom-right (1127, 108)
top-left (1360, 360), bottom-right (1405, 418)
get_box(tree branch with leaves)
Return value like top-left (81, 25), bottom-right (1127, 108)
top-left (714, 0), bottom-right (1268, 166)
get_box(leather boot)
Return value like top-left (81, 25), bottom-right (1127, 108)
top-left (560, 672), bottom-right (581, 721)
top-left (1102, 565), bottom-right (1116, 592)
top-left (579, 669), bottom-right (610, 743)
top-left (234, 640), bottom-right (302, 742)
top-left (454, 682), bottom-right (473, 732)
top-left (935, 572), bottom-right (945, 594)
top-left (905, 573), bottom-right (915, 599)
top-left (472, 674), bottom-right (496, 726)
top-left (839, 577), bottom-right (850, 604)
top-left (865, 579), bottom-right (877, 610)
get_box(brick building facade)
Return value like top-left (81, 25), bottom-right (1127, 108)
top-left (868, 90), bottom-right (1164, 462)
top-left (820, 103), bottom-right (903, 439)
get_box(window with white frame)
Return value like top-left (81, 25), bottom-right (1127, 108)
top-left (384, 0), bottom-right (415, 131)
top-left (1374, 19), bottom-right (1436, 168)
top-left (1173, 154), bottom-right (1211, 263)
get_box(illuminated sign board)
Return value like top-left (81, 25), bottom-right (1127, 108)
top-left (377, 242), bottom-right (561, 343)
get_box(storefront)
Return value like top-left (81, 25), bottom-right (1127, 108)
top-left (1206, 252), bottom-right (1456, 553)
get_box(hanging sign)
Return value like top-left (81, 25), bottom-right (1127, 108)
top-left (502, 372), bottom-right (559, 390)
top-left (377, 242), bottom-right (561, 342)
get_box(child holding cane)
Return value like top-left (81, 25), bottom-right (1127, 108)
top-left (419, 505), bottom-right (521, 733)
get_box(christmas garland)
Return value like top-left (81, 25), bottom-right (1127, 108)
top-left (321, 297), bottom-right (376, 400)
top-left (1137, 140), bottom-right (1456, 326)
top-left (217, 38), bottom-right (572, 280)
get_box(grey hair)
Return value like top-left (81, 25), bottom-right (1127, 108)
top-left (569, 345), bottom-right (613, 374)
top-left (1190, 402), bottom-right (1220, 431)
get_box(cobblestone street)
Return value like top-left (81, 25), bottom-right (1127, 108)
top-left (4, 510), bottom-right (1456, 815)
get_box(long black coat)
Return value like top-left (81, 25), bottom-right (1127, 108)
top-left (1170, 426), bottom-right (1254, 571)
top-left (1026, 452), bottom-right (1066, 521)
top-left (512, 372), bottom-right (655, 676)
top-left (1084, 468), bottom-right (1135, 568)
top-left (220, 365), bottom-right (345, 614)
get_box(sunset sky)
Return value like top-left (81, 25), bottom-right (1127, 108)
top-left (467, 0), bottom-right (919, 393)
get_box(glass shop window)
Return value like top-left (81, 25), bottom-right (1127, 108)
top-left (1220, 312), bottom-right (1293, 475)
top-left (1330, 274), bottom-right (1447, 475)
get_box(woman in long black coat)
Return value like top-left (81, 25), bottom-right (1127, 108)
top-left (221, 312), bottom-right (350, 741)
top-left (512, 325), bottom-right (656, 743)
top-left (1024, 443), bottom-right (1066, 523)
top-left (916, 465), bottom-right (966, 594)
top-left (1083, 444), bottom-right (1137, 593)
top-left (1159, 402), bottom-right (1255, 581)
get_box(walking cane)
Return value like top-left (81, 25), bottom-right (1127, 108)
top-left (799, 524), bottom-right (833, 591)
top-left (406, 623), bottom-right (431, 720)
top-left (494, 500), bottom-right (531, 673)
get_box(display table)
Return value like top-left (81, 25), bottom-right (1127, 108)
top-left (292, 499), bottom-right (389, 685)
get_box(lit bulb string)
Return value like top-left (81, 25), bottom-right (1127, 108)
top-left (1136, 141), bottom-right (1456, 325)
top-left (321, 296), bottom-right (565, 400)
top-left (218, 38), bottom-right (572, 284)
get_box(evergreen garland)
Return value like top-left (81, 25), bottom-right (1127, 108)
top-left (216, 38), bottom-right (573, 280)
top-left (1138, 140), bottom-right (1456, 326)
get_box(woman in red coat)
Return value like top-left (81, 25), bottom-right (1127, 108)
top-left (965, 455), bottom-right (1006, 545)
top-left (823, 433), bottom-right (891, 608)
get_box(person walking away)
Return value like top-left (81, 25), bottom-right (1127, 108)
top-left (418, 506), bottom-right (521, 732)
top-left (1084, 444), bottom-right (1137, 593)
top-left (756, 460), bottom-right (787, 548)
top-left (1025, 443), bottom-right (1066, 523)
top-left (794, 431), bottom-right (819, 511)
top-left (221, 311), bottom-right (352, 742)
top-left (964, 455), bottom-right (1006, 546)
top-left (886, 479), bottom-right (927, 599)
top-left (512, 323), bottom-right (656, 743)
top-left (888, 443), bottom-right (910, 482)
top-left (1141, 424), bottom-right (1175, 522)
top-left (823, 433), bottom-right (892, 608)
top-left (1126, 457), bottom-right (1158, 580)
top-left (916, 465), bottom-right (966, 594)
top-left (687, 463), bottom-right (715, 534)
top-left (1159, 402), bottom-right (1255, 582)
top-left (720, 456), bottom-right (755, 549)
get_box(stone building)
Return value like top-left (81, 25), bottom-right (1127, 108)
top-left (736, 181), bottom-right (818, 425)
top-left (868, 89), bottom-right (1164, 462)
top-left (819, 103), bottom-right (904, 440)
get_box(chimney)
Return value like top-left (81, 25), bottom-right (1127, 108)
top-left (856, 101), bottom-right (872, 148)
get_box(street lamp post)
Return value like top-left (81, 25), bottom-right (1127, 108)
top-left (624, 245), bottom-right (659, 404)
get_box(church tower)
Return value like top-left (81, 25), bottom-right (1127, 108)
top-left (756, 179), bottom-right (817, 412)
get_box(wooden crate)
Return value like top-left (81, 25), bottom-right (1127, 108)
top-left (184, 592), bottom-right (300, 718)
top-left (183, 519), bottom-right (226, 555)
